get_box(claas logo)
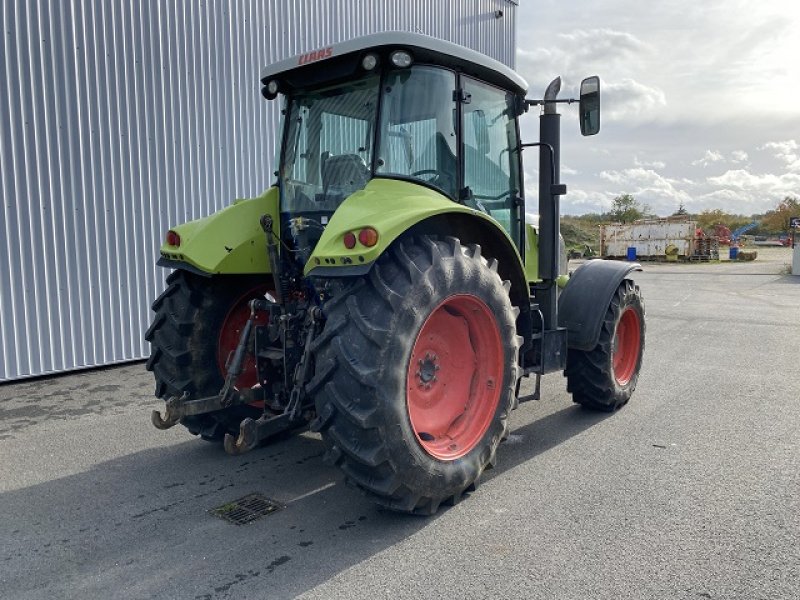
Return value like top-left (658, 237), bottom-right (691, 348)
top-left (298, 47), bottom-right (333, 66)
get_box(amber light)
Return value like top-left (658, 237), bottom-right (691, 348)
top-left (358, 227), bottom-right (379, 247)
top-left (166, 230), bottom-right (181, 247)
top-left (343, 232), bottom-right (357, 249)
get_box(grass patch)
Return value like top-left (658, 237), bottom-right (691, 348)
top-left (561, 217), bottom-right (601, 255)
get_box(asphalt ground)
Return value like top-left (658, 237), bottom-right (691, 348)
top-left (1, 247), bottom-right (798, 599)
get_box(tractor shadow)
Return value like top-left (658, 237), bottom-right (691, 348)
top-left (490, 402), bottom-right (611, 481)
top-left (774, 273), bottom-right (800, 285)
top-left (0, 402), bottom-right (610, 599)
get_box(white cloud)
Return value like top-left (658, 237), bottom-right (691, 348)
top-left (761, 140), bottom-right (798, 154)
top-left (708, 169), bottom-right (800, 193)
top-left (562, 165), bottom-right (578, 176)
top-left (598, 167), bottom-right (692, 213)
top-left (602, 79), bottom-right (667, 123)
top-left (760, 140), bottom-right (800, 172)
top-left (731, 150), bottom-right (749, 163)
top-left (691, 149), bottom-right (751, 168)
top-left (634, 157), bottom-right (666, 170)
top-left (555, 28), bottom-right (653, 70)
top-left (696, 188), bottom-right (752, 206)
top-left (562, 188), bottom-right (610, 214)
top-left (692, 150), bottom-right (724, 167)
top-left (517, 28), bottom-right (652, 84)
top-left (516, 28), bottom-right (665, 126)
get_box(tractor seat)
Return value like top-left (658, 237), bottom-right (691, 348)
top-left (414, 133), bottom-right (457, 198)
top-left (321, 153), bottom-right (370, 195)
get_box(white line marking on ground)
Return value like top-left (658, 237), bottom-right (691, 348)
top-left (288, 481), bottom-right (337, 503)
top-left (673, 292), bottom-right (692, 307)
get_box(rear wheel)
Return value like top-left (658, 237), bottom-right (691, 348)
top-left (145, 270), bottom-right (271, 440)
top-left (309, 236), bottom-right (520, 514)
top-left (565, 279), bottom-right (645, 411)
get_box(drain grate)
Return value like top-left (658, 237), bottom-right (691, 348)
top-left (211, 493), bottom-right (283, 525)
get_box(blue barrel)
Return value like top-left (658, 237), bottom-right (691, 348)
top-left (729, 246), bottom-right (739, 260)
top-left (626, 247), bottom-right (637, 261)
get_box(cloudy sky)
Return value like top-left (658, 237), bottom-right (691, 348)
top-left (515, 0), bottom-right (800, 216)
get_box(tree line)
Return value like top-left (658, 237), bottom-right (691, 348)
top-left (573, 194), bottom-right (799, 235)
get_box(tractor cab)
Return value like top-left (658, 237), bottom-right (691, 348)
top-left (262, 32), bottom-right (529, 264)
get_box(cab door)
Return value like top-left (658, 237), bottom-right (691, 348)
top-left (460, 76), bottom-right (523, 250)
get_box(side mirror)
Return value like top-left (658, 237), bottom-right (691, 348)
top-left (579, 76), bottom-right (601, 136)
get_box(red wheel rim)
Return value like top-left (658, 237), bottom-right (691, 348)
top-left (612, 306), bottom-right (641, 386)
top-left (406, 295), bottom-right (504, 461)
top-left (216, 285), bottom-right (272, 390)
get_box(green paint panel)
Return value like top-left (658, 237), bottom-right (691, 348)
top-left (304, 178), bottom-right (522, 275)
top-left (159, 187), bottom-right (280, 274)
top-left (524, 222), bottom-right (539, 283)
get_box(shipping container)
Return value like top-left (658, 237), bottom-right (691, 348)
top-left (600, 219), bottom-right (718, 261)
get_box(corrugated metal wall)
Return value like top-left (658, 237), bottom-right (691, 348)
top-left (0, 0), bottom-right (517, 381)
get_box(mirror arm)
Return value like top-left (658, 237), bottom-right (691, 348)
top-left (525, 98), bottom-right (577, 109)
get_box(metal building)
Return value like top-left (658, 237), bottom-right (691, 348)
top-left (0, 0), bottom-right (518, 381)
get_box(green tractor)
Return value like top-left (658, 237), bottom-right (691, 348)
top-left (147, 32), bottom-right (645, 514)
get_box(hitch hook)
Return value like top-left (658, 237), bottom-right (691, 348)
top-left (151, 391), bottom-right (189, 430)
top-left (223, 417), bottom-right (258, 455)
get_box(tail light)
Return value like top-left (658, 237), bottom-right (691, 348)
top-left (166, 230), bottom-right (181, 247)
top-left (358, 227), bottom-right (379, 247)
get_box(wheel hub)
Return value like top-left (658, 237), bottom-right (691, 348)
top-left (416, 353), bottom-right (439, 388)
top-left (406, 295), bottom-right (503, 461)
top-left (612, 306), bottom-right (642, 386)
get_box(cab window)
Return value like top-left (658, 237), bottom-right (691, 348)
top-left (376, 66), bottom-right (458, 199)
top-left (461, 76), bottom-right (522, 244)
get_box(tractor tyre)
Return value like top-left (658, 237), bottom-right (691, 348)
top-left (145, 270), bottom-right (270, 440)
top-left (309, 236), bottom-right (521, 514)
top-left (565, 279), bottom-right (645, 411)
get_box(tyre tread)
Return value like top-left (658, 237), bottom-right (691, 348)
top-left (565, 280), bottom-right (645, 411)
top-left (311, 235), bottom-right (520, 514)
top-left (145, 270), bottom-right (266, 439)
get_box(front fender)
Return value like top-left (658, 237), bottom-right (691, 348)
top-left (158, 187), bottom-right (280, 275)
top-left (305, 178), bottom-right (520, 277)
top-left (558, 259), bottom-right (642, 351)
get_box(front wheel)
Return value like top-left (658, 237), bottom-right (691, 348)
top-left (565, 279), bottom-right (645, 411)
top-left (309, 236), bottom-right (520, 514)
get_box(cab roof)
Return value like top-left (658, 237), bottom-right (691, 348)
top-left (260, 31), bottom-right (528, 96)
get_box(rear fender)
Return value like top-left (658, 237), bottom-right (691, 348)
top-left (157, 187), bottom-right (280, 275)
top-left (558, 259), bottom-right (642, 351)
top-left (305, 178), bottom-right (528, 310)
